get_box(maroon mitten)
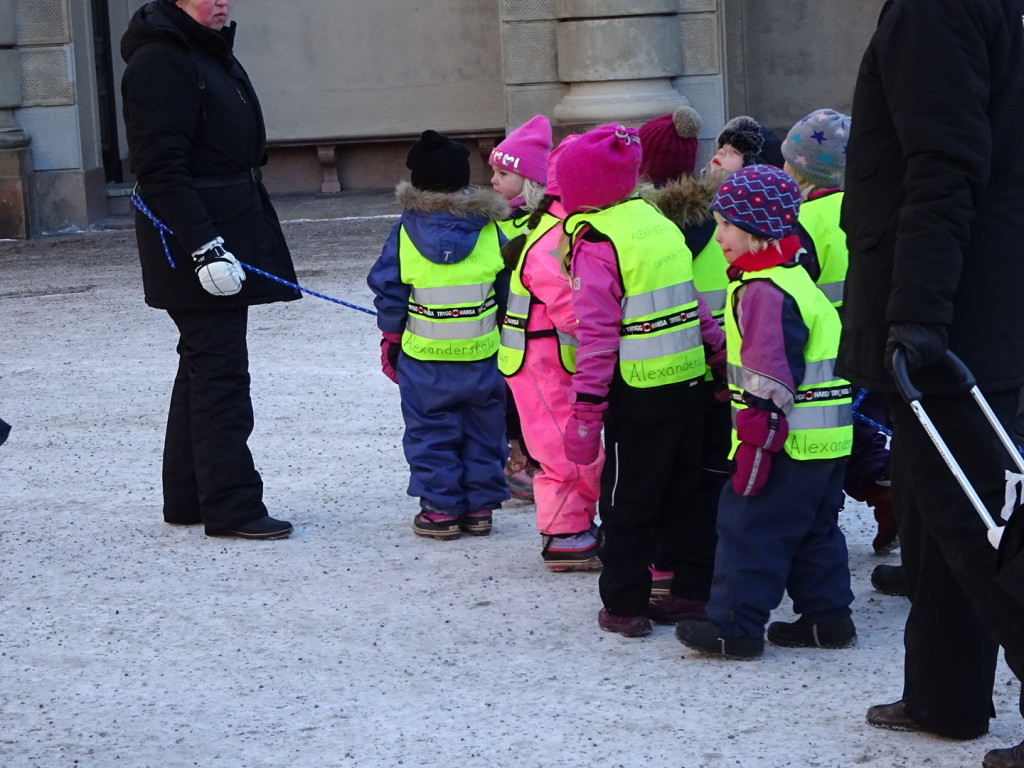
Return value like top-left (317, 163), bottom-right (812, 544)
top-left (732, 408), bottom-right (789, 496)
top-left (564, 401), bottom-right (607, 465)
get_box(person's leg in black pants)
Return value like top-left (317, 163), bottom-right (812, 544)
top-left (887, 390), bottom-right (1024, 738)
top-left (598, 383), bottom-right (707, 615)
top-left (164, 308), bottom-right (267, 532)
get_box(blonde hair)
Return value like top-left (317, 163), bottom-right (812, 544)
top-left (748, 233), bottom-right (782, 253)
top-left (520, 177), bottom-right (547, 211)
top-left (784, 165), bottom-right (821, 202)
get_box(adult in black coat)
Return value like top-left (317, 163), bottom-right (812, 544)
top-left (839, 1), bottom-right (1024, 765)
top-left (121, 0), bottom-right (299, 539)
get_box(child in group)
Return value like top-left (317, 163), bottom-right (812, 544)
top-left (637, 105), bottom-right (702, 188)
top-left (489, 115), bottom-right (553, 502)
top-left (367, 129), bottom-right (511, 540)
top-left (641, 113), bottom-right (773, 601)
top-left (675, 164), bottom-right (856, 659)
top-left (781, 108), bottom-right (897, 554)
top-left (498, 134), bottom-right (604, 572)
top-left (554, 124), bottom-right (726, 638)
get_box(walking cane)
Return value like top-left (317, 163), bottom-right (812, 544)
top-left (891, 347), bottom-right (1024, 550)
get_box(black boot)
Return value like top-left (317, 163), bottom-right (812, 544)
top-left (984, 740), bottom-right (1024, 768)
top-left (206, 515), bottom-right (293, 540)
top-left (675, 618), bottom-right (763, 660)
top-left (767, 615), bottom-right (856, 648)
top-left (870, 564), bottom-right (907, 597)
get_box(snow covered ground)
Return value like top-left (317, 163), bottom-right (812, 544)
top-left (1, 195), bottom-right (1019, 768)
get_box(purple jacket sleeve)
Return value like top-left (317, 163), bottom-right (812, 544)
top-left (568, 235), bottom-right (623, 402)
top-left (697, 293), bottom-right (725, 352)
top-left (733, 280), bottom-right (808, 415)
top-left (366, 221), bottom-right (411, 335)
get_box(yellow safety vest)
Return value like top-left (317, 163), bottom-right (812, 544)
top-left (725, 263), bottom-right (853, 460)
top-left (566, 199), bottom-right (705, 389)
top-left (797, 191), bottom-right (847, 307)
top-left (692, 234), bottom-right (729, 325)
top-left (498, 213), bottom-right (577, 375)
top-left (398, 222), bottom-right (504, 362)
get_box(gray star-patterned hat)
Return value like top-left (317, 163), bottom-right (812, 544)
top-left (781, 109), bottom-right (851, 190)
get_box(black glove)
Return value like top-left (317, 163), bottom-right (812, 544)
top-left (0, 417), bottom-right (10, 447)
top-left (885, 322), bottom-right (948, 371)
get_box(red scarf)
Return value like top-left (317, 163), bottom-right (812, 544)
top-left (726, 235), bottom-right (804, 281)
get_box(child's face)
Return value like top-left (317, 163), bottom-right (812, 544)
top-left (490, 167), bottom-right (525, 201)
top-left (713, 211), bottom-right (752, 264)
top-left (709, 144), bottom-right (745, 174)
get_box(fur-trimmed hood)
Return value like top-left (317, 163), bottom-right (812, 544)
top-left (640, 174), bottom-right (722, 231)
top-left (395, 181), bottom-right (510, 265)
top-left (395, 181), bottom-right (509, 220)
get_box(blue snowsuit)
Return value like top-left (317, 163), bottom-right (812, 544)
top-left (367, 182), bottom-right (511, 515)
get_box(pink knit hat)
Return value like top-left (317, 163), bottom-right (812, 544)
top-left (554, 124), bottom-right (642, 214)
top-left (544, 134), bottom-right (581, 200)
top-left (488, 114), bottom-right (553, 185)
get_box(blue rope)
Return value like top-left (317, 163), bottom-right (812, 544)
top-left (237, 261), bottom-right (377, 315)
top-left (130, 192), bottom-right (178, 269)
top-left (130, 191), bottom-right (377, 316)
top-left (852, 387), bottom-right (892, 436)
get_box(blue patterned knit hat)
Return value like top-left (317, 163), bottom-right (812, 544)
top-left (710, 165), bottom-right (801, 241)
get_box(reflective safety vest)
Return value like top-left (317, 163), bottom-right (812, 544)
top-left (398, 222), bottom-right (504, 362)
top-left (725, 263), bottom-right (853, 461)
top-left (797, 191), bottom-right (847, 307)
top-left (566, 199), bottom-right (706, 389)
top-left (497, 215), bottom-right (529, 240)
top-left (692, 234), bottom-right (729, 325)
top-left (498, 212), bottom-right (578, 376)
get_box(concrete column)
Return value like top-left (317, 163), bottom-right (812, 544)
top-left (553, 0), bottom-right (686, 128)
top-left (0, 0), bottom-right (33, 238)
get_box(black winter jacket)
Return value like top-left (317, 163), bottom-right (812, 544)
top-left (838, 0), bottom-right (1024, 394)
top-left (120, 0), bottom-right (299, 311)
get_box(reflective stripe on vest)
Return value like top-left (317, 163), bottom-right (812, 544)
top-left (566, 198), bottom-right (705, 389)
top-left (797, 191), bottom-right (847, 308)
top-left (398, 222), bottom-right (504, 362)
top-left (498, 213), bottom-right (577, 375)
top-left (692, 234), bottom-right (729, 324)
top-left (725, 264), bottom-right (852, 461)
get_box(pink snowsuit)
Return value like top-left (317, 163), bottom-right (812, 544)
top-left (505, 196), bottom-right (602, 535)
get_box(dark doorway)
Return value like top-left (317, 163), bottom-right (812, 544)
top-left (91, 0), bottom-right (122, 183)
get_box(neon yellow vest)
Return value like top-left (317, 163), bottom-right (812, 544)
top-left (498, 213), bottom-right (577, 376)
top-left (398, 222), bottom-right (504, 362)
top-left (497, 215), bottom-right (528, 240)
top-left (725, 263), bottom-right (853, 460)
top-left (567, 199), bottom-right (705, 389)
top-left (798, 191), bottom-right (847, 307)
top-left (692, 234), bottom-right (729, 324)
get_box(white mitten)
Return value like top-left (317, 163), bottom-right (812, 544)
top-left (192, 237), bottom-right (245, 296)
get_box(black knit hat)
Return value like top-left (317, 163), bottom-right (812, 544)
top-left (406, 130), bottom-right (471, 193)
top-left (717, 116), bottom-right (766, 167)
top-left (757, 125), bottom-right (785, 168)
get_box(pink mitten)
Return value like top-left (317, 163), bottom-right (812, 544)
top-left (380, 332), bottom-right (402, 384)
top-left (564, 401), bottom-right (607, 465)
top-left (732, 408), bottom-right (789, 496)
